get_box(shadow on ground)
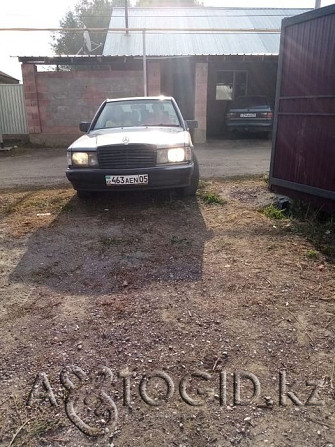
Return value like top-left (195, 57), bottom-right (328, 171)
top-left (10, 190), bottom-right (212, 295)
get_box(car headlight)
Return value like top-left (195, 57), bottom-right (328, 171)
top-left (168, 148), bottom-right (185, 163)
top-left (157, 147), bottom-right (191, 164)
top-left (71, 152), bottom-right (98, 167)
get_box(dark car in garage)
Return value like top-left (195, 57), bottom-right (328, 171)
top-left (225, 95), bottom-right (273, 138)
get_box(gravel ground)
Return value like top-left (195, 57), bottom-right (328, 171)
top-left (0, 179), bottom-right (334, 447)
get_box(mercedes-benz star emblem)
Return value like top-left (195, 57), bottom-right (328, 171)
top-left (122, 136), bottom-right (130, 145)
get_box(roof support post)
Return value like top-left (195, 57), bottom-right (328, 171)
top-left (142, 30), bottom-right (147, 96)
top-left (125, 0), bottom-right (129, 34)
top-left (21, 63), bottom-right (41, 135)
top-left (193, 62), bottom-right (208, 144)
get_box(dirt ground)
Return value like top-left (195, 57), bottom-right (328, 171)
top-left (0, 178), bottom-right (334, 447)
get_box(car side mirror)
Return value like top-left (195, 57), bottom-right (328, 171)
top-left (79, 122), bottom-right (91, 132)
top-left (186, 120), bottom-right (198, 129)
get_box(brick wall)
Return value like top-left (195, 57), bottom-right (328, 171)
top-left (22, 61), bottom-right (207, 146)
top-left (22, 64), bottom-right (144, 146)
top-left (22, 64), bottom-right (41, 134)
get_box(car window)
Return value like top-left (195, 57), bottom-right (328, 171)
top-left (93, 100), bottom-right (181, 129)
top-left (233, 96), bottom-right (269, 109)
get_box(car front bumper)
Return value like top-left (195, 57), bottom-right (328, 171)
top-left (66, 163), bottom-right (194, 192)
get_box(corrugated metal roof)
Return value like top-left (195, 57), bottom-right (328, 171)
top-left (103, 7), bottom-right (311, 57)
top-left (0, 70), bottom-right (19, 82)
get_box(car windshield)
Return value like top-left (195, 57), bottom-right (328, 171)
top-left (232, 96), bottom-right (269, 109)
top-left (93, 99), bottom-right (181, 129)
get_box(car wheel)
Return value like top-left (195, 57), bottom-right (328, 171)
top-left (180, 156), bottom-right (200, 196)
top-left (76, 190), bottom-right (92, 199)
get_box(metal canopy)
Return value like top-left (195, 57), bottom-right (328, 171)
top-left (103, 7), bottom-right (311, 57)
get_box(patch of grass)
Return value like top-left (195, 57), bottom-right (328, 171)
top-left (0, 192), bottom-right (35, 216)
top-left (197, 179), bottom-right (207, 191)
top-left (262, 173), bottom-right (269, 184)
top-left (261, 200), bottom-right (335, 262)
top-left (286, 200), bottom-right (335, 263)
top-left (60, 201), bottom-right (75, 212)
top-left (1, 190), bottom-right (74, 217)
top-left (294, 223), bottom-right (335, 262)
top-left (199, 190), bottom-right (226, 205)
top-left (197, 180), bottom-right (226, 204)
top-left (263, 203), bottom-right (287, 220)
top-left (305, 249), bottom-right (319, 260)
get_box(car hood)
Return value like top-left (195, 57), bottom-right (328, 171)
top-left (69, 126), bottom-right (191, 150)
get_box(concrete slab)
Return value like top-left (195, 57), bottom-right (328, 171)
top-left (195, 138), bottom-right (271, 178)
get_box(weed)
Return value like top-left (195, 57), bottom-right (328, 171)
top-left (197, 179), bottom-right (207, 191)
top-left (60, 201), bottom-right (74, 212)
top-left (263, 203), bottom-right (287, 220)
top-left (199, 191), bottom-right (226, 205)
top-left (262, 173), bottom-right (269, 184)
top-left (285, 201), bottom-right (335, 263)
top-left (305, 249), bottom-right (319, 260)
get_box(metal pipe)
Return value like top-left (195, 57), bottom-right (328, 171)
top-left (315, 0), bottom-right (321, 8)
top-left (0, 27), bottom-right (283, 33)
top-left (142, 30), bottom-right (147, 96)
top-left (125, 0), bottom-right (129, 34)
top-left (0, 116), bottom-right (3, 148)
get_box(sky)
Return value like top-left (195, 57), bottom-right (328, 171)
top-left (0, 0), bottom-right (334, 81)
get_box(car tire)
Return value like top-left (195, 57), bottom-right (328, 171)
top-left (76, 190), bottom-right (92, 199)
top-left (180, 156), bottom-right (200, 197)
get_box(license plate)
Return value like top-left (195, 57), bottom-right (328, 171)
top-left (105, 174), bottom-right (149, 186)
top-left (240, 113), bottom-right (256, 118)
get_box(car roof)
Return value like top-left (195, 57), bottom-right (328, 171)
top-left (105, 96), bottom-right (174, 103)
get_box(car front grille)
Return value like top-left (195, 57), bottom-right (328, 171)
top-left (97, 144), bottom-right (156, 169)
